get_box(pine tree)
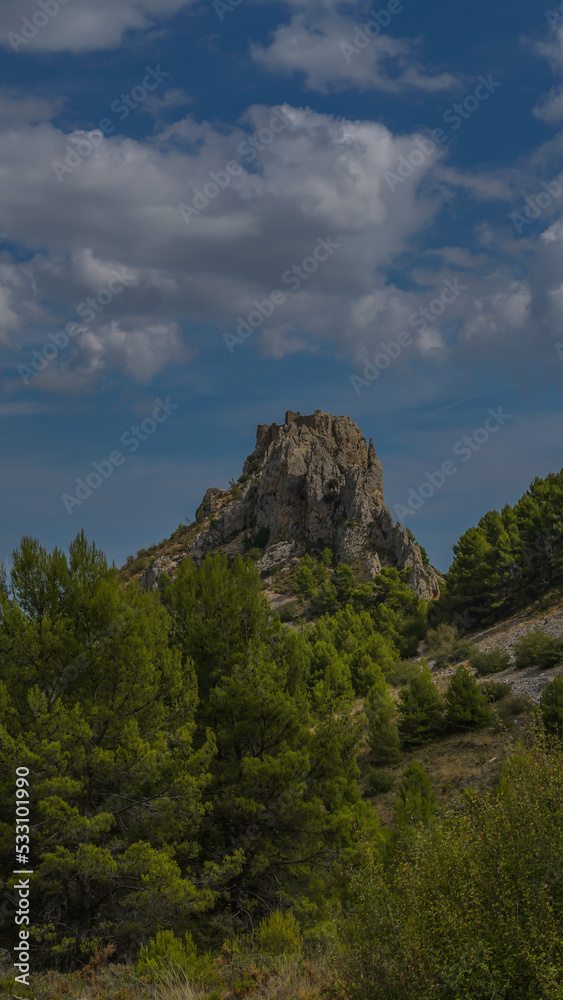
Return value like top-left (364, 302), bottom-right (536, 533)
top-left (365, 675), bottom-right (401, 765)
top-left (333, 563), bottom-right (356, 603)
top-left (165, 553), bottom-right (363, 927)
top-left (164, 552), bottom-right (270, 697)
top-left (440, 526), bottom-right (492, 626)
top-left (445, 666), bottom-right (491, 731)
top-left (0, 533), bottom-right (227, 964)
top-left (398, 667), bottom-right (444, 747)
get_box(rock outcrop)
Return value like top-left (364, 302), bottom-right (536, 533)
top-left (136, 410), bottom-right (442, 600)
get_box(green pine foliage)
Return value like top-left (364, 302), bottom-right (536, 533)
top-left (4, 506), bottom-right (563, 991)
top-left (397, 666), bottom-right (445, 747)
top-left (306, 605), bottom-right (399, 696)
top-left (445, 666), bottom-right (492, 731)
top-left (0, 536), bottom-right (371, 969)
top-left (292, 556), bottom-right (427, 661)
top-left (365, 675), bottom-right (401, 765)
top-left (0, 533), bottom-right (227, 965)
top-left (164, 554), bottom-right (365, 932)
top-left (434, 470), bottom-right (563, 628)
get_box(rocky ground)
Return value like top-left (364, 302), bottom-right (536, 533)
top-left (453, 599), bottom-right (563, 703)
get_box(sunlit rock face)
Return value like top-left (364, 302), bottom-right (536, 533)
top-left (140, 409), bottom-right (442, 600)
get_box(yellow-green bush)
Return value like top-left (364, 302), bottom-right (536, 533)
top-left (137, 929), bottom-right (215, 984)
top-left (256, 910), bottom-right (303, 955)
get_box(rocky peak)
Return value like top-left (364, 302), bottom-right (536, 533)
top-left (137, 410), bottom-right (442, 601)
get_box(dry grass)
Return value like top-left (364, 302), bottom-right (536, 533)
top-left (359, 708), bottom-right (533, 825)
top-left (4, 952), bottom-right (336, 1000)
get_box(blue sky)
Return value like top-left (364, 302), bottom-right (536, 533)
top-left (1, 0), bottom-right (563, 573)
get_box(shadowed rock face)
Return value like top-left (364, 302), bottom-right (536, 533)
top-left (140, 409), bottom-right (442, 600)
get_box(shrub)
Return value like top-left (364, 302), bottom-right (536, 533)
top-left (279, 601), bottom-right (300, 623)
top-left (480, 679), bottom-right (511, 702)
top-left (340, 734), bottom-right (563, 1000)
top-left (257, 910), bottom-right (302, 955)
top-left (246, 547), bottom-right (264, 562)
top-left (498, 694), bottom-right (531, 723)
top-left (540, 675), bottom-right (563, 736)
top-left (366, 769), bottom-right (395, 795)
top-left (513, 631), bottom-right (563, 670)
top-left (470, 648), bottom-right (511, 676)
top-left (394, 761), bottom-right (437, 834)
top-left (137, 930), bottom-right (215, 982)
top-left (426, 623), bottom-right (474, 668)
top-left (445, 666), bottom-right (492, 731)
top-left (386, 659), bottom-right (425, 688)
top-left (254, 526), bottom-right (271, 549)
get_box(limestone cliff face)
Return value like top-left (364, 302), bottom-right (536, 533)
top-left (139, 410), bottom-right (442, 600)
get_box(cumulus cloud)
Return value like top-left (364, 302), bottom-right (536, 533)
top-left (1, 77), bottom-right (563, 396)
top-left (0, 100), bottom-right (452, 390)
top-left (249, 0), bottom-right (458, 94)
top-left (532, 25), bottom-right (563, 123)
top-left (533, 24), bottom-right (563, 75)
top-left (0, 90), bottom-right (64, 123)
top-left (534, 86), bottom-right (563, 124)
top-left (0, 0), bottom-right (195, 54)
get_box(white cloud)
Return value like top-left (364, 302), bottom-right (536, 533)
top-left (533, 24), bottom-right (563, 75)
top-left (0, 0), bottom-right (194, 54)
top-left (0, 101), bottom-right (451, 390)
top-left (249, 2), bottom-right (458, 94)
top-left (1, 85), bottom-right (563, 395)
top-left (534, 85), bottom-right (563, 124)
top-left (0, 90), bottom-right (64, 123)
top-left (532, 25), bottom-right (563, 123)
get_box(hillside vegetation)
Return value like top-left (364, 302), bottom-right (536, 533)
top-left (1, 514), bottom-right (563, 999)
top-left (434, 469), bottom-right (563, 629)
